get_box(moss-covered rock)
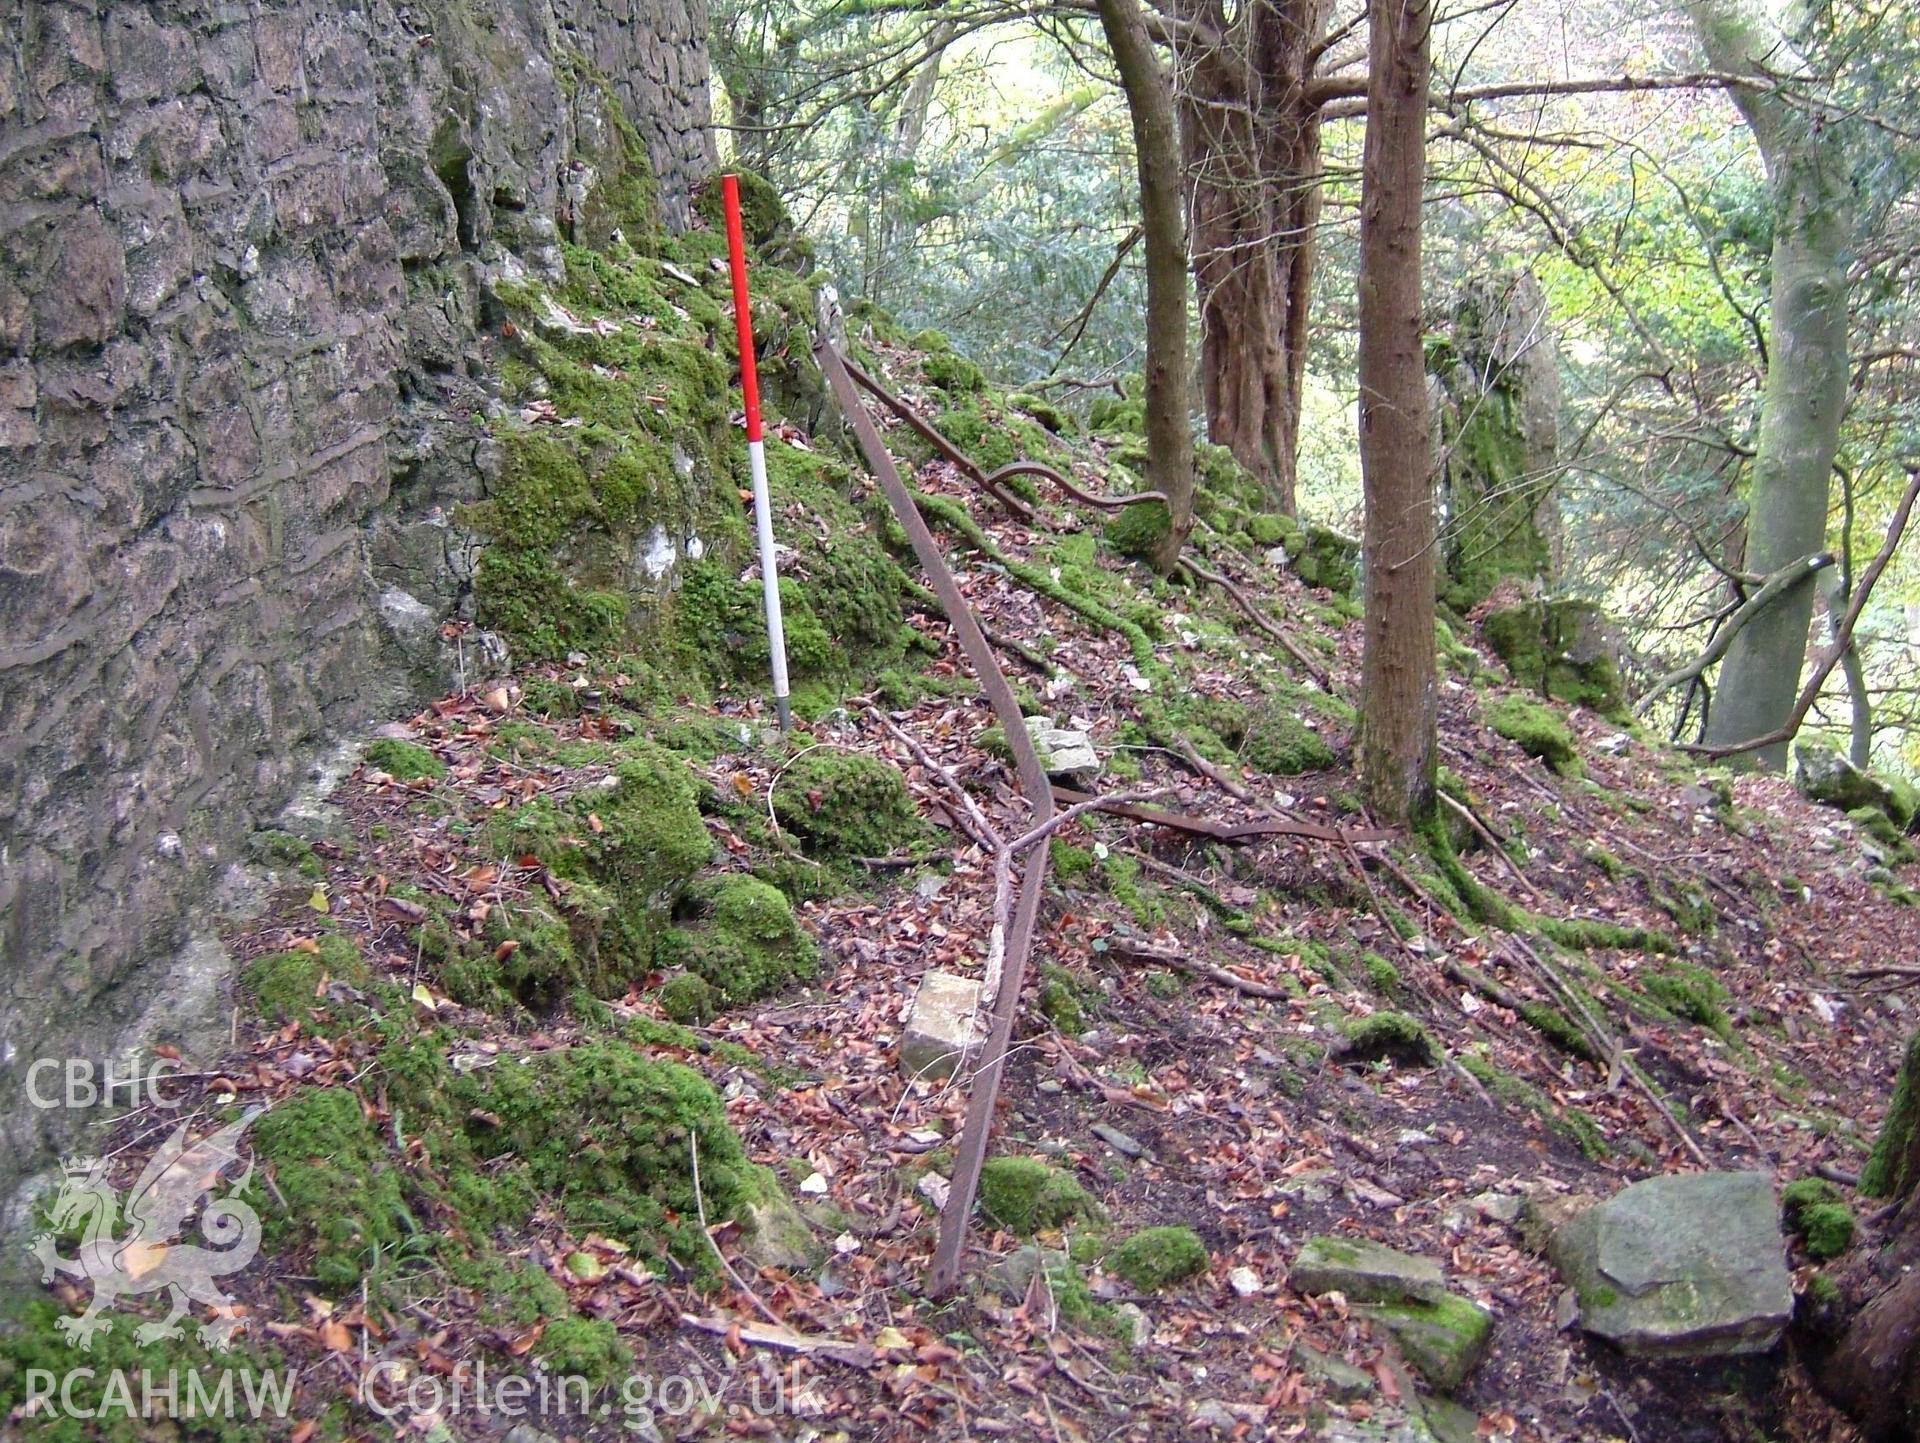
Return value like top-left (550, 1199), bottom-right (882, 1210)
top-left (246, 828), bottom-right (324, 877)
top-left (534, 1316), bottom-right (632, 1390)
top-left (1781, 1178), bottom-right (1854, 1260)
top-left (1009, 392), bottom-right (1075, 434)
top-left (1481, 600), bottom-right (1626, 719)
top-left (923, 348), bottom-right (986, 394)
top-left (1642, 962), bottom-right (1733, 1038)
top-left (1485, 694), bottom-right (1579, 774)
top-left (1103, 499), bottom-right (1173, 560)
top-left (1789, 744), bottom-right (1912, 821)
top-left (457, 1041), bottom-right (752, 1263)
top-left (245, 935), bottom-right (369, 1029)
top-left (1037, 964), bottom-right (1090, 1036)
top-left (1243, 698), bottom-right (1338, 776)
top-left (659, 971), bottom-right (717, 1024)
top-left (772, 748), bottom-right (928, 861)
top-left (1361, 1294), bottom-right (1493, 1392)
top-left (978, 1156), bottom-right (1099, 1234)
top-left (479, 743), bottom-right (712, 1001)
top-left (364, 737), bottom-right (445, 781)
top-left (1338, 1011), bottom-right (1437, 1066)
top-left (665, 874), bottom-right (817, 1006)
top-left (253, 1087), bottom-right (410, 1290)
top-left (1108, 1226), bottom-right (1208, 1291)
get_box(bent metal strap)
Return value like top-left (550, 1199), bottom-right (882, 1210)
top-left (815, 335), bottom-right (1051, 1298)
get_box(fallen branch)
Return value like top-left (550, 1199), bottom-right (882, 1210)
top-left (1633, 552), bottom-right (1833, 716)
top-left (1105, 933), bottom-right (1297, 1000)
top-left (1178, 555), bottom-right (1333, 690)
top-left (1050, 784), bottom-right (1395, 845)
top-left (840, 348), bottom-right (1167, 513)
top-left (1437, 792), bottom-right (1546, 904)
top-left (677, 1314), bottom-right (876, 1370)
top-left (690, 1134), bottom-right (783, 1330)
top-left (1682, 467), bottom-right (1920, 759)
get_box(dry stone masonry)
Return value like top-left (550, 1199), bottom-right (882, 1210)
top-left (0, 0), bottom-right (715, 1219)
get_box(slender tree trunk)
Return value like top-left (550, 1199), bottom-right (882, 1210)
top-left (1689, 0), bottom-right (1853, 770)
top-left (1173, 0), bottom-right (1331, 516)
top-left (1099, 0), bottom-right (1194, 572)
top-left (869, 21), bottom-right (955, 309)
top-left (1356, 0), bottom-right (1437, 825)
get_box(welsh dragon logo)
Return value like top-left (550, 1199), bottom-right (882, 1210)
top-left (28, 1107), bottom-right (265, 1351)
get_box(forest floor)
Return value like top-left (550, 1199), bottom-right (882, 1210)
top-left (17, 358), bottom-right (1915, 1443)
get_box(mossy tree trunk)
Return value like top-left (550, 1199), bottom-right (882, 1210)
top-left (1687, 0), bottom-right (1853, 770)
top-left (1174, 0), bottom-right (1331, 517)
top-left (1099, 0), bottom-right (1195, 572)
top-left (1355, 0), bottom-right (1437, 825)
top-left (1822, 1032), bottom-right (1920, 1440)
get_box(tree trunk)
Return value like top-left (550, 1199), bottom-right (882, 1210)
top-left (1172, 0), bottom-right (1331, 516)
top-left (1689, 1), bottom-right (1853, 770)
top-left (1099, 0), bottom-right (1194, 572)
top-left (868, 21), bottom-right (956, 310)
top-left (1355, 0), bottom-right (1437, 825)
top-left (1821, 1033), bottom-right (1920, 1440)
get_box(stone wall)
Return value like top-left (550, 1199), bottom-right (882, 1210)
top-left (0, 0), bottom-right (714, 1211)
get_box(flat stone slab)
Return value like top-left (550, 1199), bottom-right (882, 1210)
top-left (900, 971), bottom-right (980, 1081)
top-left (1549, 1171), bottom-right (1792, 1357)
top-left (1024, 715), bottom-right (1101, 783)
top-left (1291, 1236), bottom-right (1447, 1305)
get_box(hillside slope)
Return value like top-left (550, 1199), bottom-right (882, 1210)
top-left (5, 239), bottom-right (1910, 1443)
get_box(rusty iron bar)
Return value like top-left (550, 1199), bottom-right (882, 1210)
top-left (816, 335), bottom-right (1054, 1298)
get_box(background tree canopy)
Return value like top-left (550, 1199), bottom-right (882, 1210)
top-left (711, 0), bottom-right (1920, 775)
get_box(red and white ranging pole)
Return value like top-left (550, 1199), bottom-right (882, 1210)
top-left (722, 174), bottom-right (792, 732)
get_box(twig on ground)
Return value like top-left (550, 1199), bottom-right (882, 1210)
top-left (689, 1133), bottom-right (783, 1330)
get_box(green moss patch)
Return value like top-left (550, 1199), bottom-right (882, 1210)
top-left (253, 1088), bottom-right (411, 1290)
top-left (1361, 1294), bottom-right (1493, 1392)
top-left (1103, 500), bottom-right (1172, 560)
top-left (477, 743), bottom-right (713, 1002)
top-left (663, 874), bottom-right (818, 1007)
top-left (1864, 1031), bottom-right (1920, 1198)
top-left (772, 748), bottom-right (929, 861)
top-left (1243, 700), bottom-right (1339, 776)
top-left (364, 737), bottom-right (445, 781)
top-left (244, 935), bottom-right (370, 1029)
top-left (1485, 695), bottom-right (1580, 775)
top-left (1338, 1012), bottom-right (1437, 1067)
top-left (457, 1041), bottom-right (752, 1264)
top-left (978, 1156), bottom-right (1100, 1234)
top-left (1108, 1226), bottom-right (1208, 1291)
top-left (1782, 1177), bottom-right (1855, 1260)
